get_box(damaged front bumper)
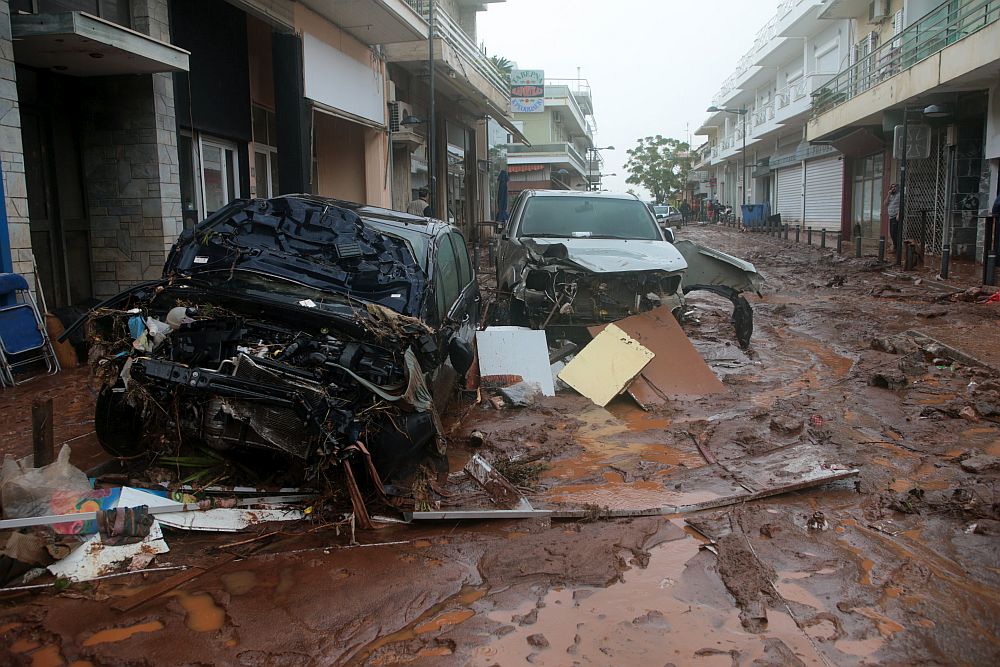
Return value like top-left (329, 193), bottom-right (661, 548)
top-left (89, 287), bottom-right (442, 482)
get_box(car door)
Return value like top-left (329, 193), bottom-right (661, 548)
top-left (495, 192), bottom-right (527, 291)
top-left (429, 228), bottom-right (478, 406)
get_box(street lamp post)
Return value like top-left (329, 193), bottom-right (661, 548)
top-left (707, 105), bottom-right (748, 209)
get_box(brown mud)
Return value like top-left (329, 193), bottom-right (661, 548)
top-left (2, 226), bottom-right (1000, 665)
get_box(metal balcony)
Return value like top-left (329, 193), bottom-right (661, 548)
top-left (812, 0), bottom-right (999, 115)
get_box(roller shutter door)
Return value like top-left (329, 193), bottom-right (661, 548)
top-left (775, 164), bottom-right (802, 223)
top-left (804, 156), bottom-right (843, 230)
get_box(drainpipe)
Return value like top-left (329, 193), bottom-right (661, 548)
top-left (0, 155), bottom-right (12, 275)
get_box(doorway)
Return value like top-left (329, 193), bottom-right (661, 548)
top-left (18, 68), bottom-right (93, 309)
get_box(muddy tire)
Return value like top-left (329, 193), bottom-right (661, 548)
top-left (95, 387), bottom-right (147, 457)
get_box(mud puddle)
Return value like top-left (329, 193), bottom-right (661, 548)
top-left (469, 522), bottom-right (828, 666)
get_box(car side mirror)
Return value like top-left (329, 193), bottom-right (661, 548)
top-left (449, 337), bottom-right (475, 377)
top-left (663, 227), bottom-right (676, 244)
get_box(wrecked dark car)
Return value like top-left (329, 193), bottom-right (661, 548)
top-left (494, 191), bottom-right (762, 347)
top-left (79, 196), bottom-right (479, 487)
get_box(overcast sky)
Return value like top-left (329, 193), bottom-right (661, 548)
top-left (478, 0), bottom-right (780, 197)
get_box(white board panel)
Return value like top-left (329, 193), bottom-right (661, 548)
top-left (303, 33), bottom-right (385, 126)
top-left (477, 327), bottom-right (556, 396)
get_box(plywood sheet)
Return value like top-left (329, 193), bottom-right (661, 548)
top-left (476, 326), bottom-right (556, 396)
top-left (558, 324), bottom-right (654, 407)
top-left (589, 306), bottom-right (725, 410)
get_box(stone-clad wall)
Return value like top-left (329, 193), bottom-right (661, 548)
top-left (80, 0), bottom-right (182, 297)
top-left (0, 0), bottom-right (32, 286)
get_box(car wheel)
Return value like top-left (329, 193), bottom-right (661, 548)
top-left (95, 386), bottom-right (147, 457)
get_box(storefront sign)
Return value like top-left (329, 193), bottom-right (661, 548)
top-left (511, 69), bottom-right (544, 113)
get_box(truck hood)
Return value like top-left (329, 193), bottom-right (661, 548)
top-left (522, 238), bottom-right (687, 274)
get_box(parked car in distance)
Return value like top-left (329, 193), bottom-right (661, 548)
top-left (652, 204), bottom-right (682, 226)
top-left (79, 195), bottom-right (478, 485)
top-left (494, 190), bottom-right (762, 346)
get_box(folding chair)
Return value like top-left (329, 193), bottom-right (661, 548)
top-left (0, 273), bottom-right (61, 386)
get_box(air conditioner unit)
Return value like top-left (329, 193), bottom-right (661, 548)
top-left (388, 101), bottom-right (414, 133)
top-left (869, 0), bottom-right (888, 22)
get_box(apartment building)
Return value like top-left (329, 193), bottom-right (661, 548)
top-left (504, 79), bottom-right (598, 196)
top-left (807, 0), bottom-right (999, 263)
top-left (694, 0), bottom-right (852, 231)
top-left (0, 0), bottom-right (517, 310)
top-left (695, 0), bottom-right (999, 269)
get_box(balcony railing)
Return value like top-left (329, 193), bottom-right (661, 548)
top-left (508, 142), bottom-right (587, 172)
top-left (711, 0), bottom-right (816, 106)
top-left (404, 0), bottom-right (509, 99)
top-left (812, 0), bottom-right (999, 115)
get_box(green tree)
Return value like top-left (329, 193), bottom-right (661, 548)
top-left (624, 136), bottom-right (692, 204)
top-left (489, 55), bottom-right (513, 84)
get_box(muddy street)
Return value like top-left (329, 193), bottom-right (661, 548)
top-left (3, 225), bottom-right (1000, 666)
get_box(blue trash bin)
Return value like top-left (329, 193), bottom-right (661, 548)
top-left (740, 204), bottom-right (766, 228)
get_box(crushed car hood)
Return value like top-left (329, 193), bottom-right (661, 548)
top-left (522, 238), bottom-right (687, 274)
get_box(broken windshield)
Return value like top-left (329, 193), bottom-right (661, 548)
top-left (519, 197), bottom-right (661, 240)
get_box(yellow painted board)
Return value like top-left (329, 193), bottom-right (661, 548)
top-left (558, 323), bottom-right (654, 407)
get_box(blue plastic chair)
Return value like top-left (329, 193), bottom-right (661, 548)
top-left (0, 273), bottom-right (61, 386)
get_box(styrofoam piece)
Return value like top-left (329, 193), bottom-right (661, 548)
top-left (476, 326), bottom-right (556, 396)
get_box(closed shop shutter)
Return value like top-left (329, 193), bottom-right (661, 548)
top-left (775, 164), bottom-right (802, 223)
top-left (804, 156), bottom-right (843, 230)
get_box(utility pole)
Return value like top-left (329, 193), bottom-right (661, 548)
top-left (428, 0), bottom-right (437, 217)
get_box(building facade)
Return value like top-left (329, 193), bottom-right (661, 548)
top-left (695, 0), bottom-right (999, 267)
top-left (0, 0), bottom-right (517, 310)
top-left (504, 79), bottom-right (598, 196)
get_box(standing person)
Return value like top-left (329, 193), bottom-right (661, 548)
top-left (407, 188), bottom-right (431, 217)
top-left (680, 200), bottom-right (691, 225)
top-left (707, 199), bottom-right (714, 224)
top-left (884, 183), bottom-right (901, 253)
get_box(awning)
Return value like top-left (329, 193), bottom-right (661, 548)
top-left (487, 102), bottom-right (531, 146)
top-left (11, 12), bottom-right (189, 76)
top-left (508, 164), bottom-right (545, 173)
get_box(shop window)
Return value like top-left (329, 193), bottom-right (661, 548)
top-left (252, 106), bottom-right (278, 198)
top-left (852, 153), bottom-right (884, 239)
top-left (254, 147), bottom-right (279, 198)
top-left (178, 131), bottom-right (242, 227)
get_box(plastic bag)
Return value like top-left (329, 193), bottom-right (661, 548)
top-left (0, 445), bottom-right (92, 519)
top-left (499, 381), bottom-right (542, 407)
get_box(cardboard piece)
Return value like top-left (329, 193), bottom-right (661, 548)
top-left (558, 324), bottom-right (654, 406)
top-left (476, 326), bottom-right (556, 396)
top-left (590, 306), bottom-right (725, 410)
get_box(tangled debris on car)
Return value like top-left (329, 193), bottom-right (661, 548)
top-left (70, 196), bottom-right (479, 517)
top-left (495, 191), bottom-right (763, 347)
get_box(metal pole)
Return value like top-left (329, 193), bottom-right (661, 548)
top-left (428, 0), bottom-right (437, 217)
top-left (985, 216), bottom-right (997, 286)
top-left (808, 227), bottom-right (813, 245)
top-left (795, 226), bottom-right (800, 243)
top-left (941, 144), bottom-right (956, 279)
top-left (878, 237), bottom-right (886, 262)
top-left (897, 108), bottom-right (908, 266)
top-left (836, 231), bottom-right (842, 254)
top-left (855, 234), bottom-right (862, 258)
top-left (821, 228), bottom-right (827, 249)
top-left (741, 108), bottom-right (747, 208)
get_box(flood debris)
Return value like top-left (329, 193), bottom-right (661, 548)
top-left (590, 305), bottom-right (725, 410)
top-left (558, 324), bottom-right (654, 407)
top-left (65, 196), bottom-right (482, 509)
top-left (477, 326), bottom-right (555, 396)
